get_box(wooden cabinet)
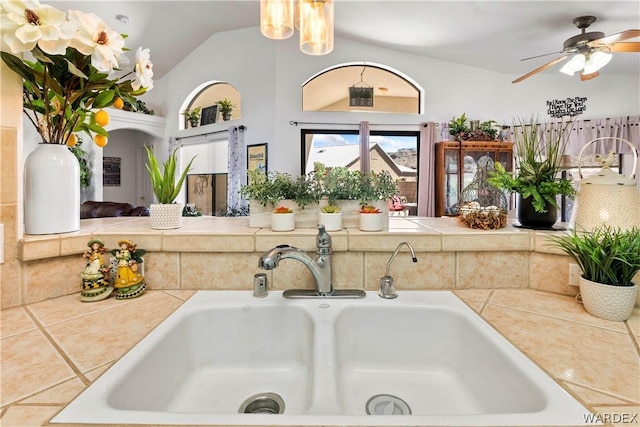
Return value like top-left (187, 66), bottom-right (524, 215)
top-left (434, 141), bottom-right (513, 217)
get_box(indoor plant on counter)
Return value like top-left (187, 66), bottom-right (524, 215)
top-left (144, 145), bottom-right (196, 229)
top-left (359, 204), bottom-right (384, 231)
top-left (0, 0), bottom-right (153, 234)
top-left (550, 225), bottom-right (640, 321)
top-left (488, 116), bottom-right (575, 228)
top-left (271, 206), bottom-right (295, 232)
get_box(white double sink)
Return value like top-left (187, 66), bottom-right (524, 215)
top-left (53, 291), bottom-right (592, 426)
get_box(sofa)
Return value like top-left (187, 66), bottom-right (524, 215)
top-left (80, 201), bottom-right (150, 219)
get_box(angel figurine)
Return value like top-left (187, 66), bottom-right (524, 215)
top-left (111, 239), bottom-right (147, 299)
top-left (80, 239), bottom-right (113, 302)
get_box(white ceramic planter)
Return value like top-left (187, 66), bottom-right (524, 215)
top-left (271, 212), bottom-right (295, 231)
top-left (24, 144), bottom-right (80, 234)
top-left (579, 277), bottom-right (638, 322)
top-left (318, 212), bottom-right (343, 231)
top-left (150, 203), bottom-right (183, 229)
top-left (359, 212), bottom-right (385, 231)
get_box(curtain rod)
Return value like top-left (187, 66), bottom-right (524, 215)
top-left (289, 120), bottom-right (432, 127)
top-left (175, 125), bottom-right (245, 141)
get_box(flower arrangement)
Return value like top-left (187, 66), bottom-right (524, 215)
top-left (273, 206), bottom-right (293, 214)
top-left (488, 116), bottom-right (575, 213)
top-left (0, 0), bottom-right (154, 147)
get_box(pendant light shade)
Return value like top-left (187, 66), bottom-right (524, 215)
top-left (261, 0), bottom-right (294, 40)
top-left (570, 137), bottom-right (640, 232)
top-left (299, 0), bottom-right (334, 56)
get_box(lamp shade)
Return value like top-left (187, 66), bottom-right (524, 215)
top-left (559, 53), bottom-right (586, 76)
top-left (261, 0), bottom-right (294, 40)
top-left (571, 137), bottom-right (640, 232)
top-left (300, 0), bottom-right (334, 55)
top-left (583, 51), bottom-right (613, 75)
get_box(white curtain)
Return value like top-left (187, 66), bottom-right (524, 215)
top-left (418, 122), bottom-right (437, 216)
top-left (227, 125), bottom-right (247, 210)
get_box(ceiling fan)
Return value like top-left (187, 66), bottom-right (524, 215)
top-left (512, 16), bottom-right (640, 84)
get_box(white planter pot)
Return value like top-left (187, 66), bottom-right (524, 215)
top-left (579, 277), bottom-right (638, 322)
top-left (271, 212), bottom-right (295, 231)
top-left (319, 211), bottom-right (343, 231)
top-left (359, 212), bottom-right (385, 231)
top-left (24, 143), bottom-right (80, 234)
top-left (150, 203), bottom-right (183, 229)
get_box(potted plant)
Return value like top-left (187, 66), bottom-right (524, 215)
top-left (144, 145), bottom-right (196, 229)
top-left (271, 206), bottom-right (295, 232)
top-left (488, 116), bottom-right (575, 228)
top-left (217, 98), bottom-right (235, 121)
top-left (1, 3), bottom-right (153, 235)
top-left (182, 107), bottom-right (202, 128)
top-left (449, 113), bottom-right (470, 140)
top-left (359, 204), bottom-right (384, 231)
top-left (550, 225), bottom-right (640, 321)
top-left (319, 204), bottom-right (342, 231)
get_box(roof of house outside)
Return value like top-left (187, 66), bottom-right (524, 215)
top-left (305, 142), bottom-right (417, 178)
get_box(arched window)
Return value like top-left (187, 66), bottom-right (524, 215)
top-left (302, 62), bottom-right (422, 114)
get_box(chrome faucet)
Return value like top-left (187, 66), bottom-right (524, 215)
top-left (379, 241), bottom-right (417, 299)
top-left (258, 224), bottom-right (334, 296)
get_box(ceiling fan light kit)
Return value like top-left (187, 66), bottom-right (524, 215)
top-left (261, 0), bottom-right (334, 55)
top-left (513, 15), bottom-right (639, 83)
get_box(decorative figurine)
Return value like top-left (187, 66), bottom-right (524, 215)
top-left (80, 239), bottom-right (113, 302)
top-left (111, 239), bottom-right (146, 299)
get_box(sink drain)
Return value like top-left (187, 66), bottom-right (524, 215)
top-left (366, 394), bottom-right (411, 415)
top-left (239, 392), bottom-right (285, 414)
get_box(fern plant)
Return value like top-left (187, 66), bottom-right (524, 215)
top-left (144, 145), bottom-right (196, 204)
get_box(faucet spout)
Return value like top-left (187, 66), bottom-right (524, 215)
top-left (379, 241), bottom-right (418, 299)
top-left (258, 225), bottom-right (334, 296)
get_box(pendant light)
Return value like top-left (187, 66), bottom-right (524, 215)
top-left (570, 137), bottom-right (640, 232)
top-left (260, 0), bottom-right (294, 40)
top-left (299, 0), bottom-right (334, 56)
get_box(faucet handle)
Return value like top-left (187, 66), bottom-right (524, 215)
top-left (316, 224), bottom-right (332, 250)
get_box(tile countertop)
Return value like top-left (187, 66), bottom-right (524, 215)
top-left (19, 216), bottom-right (557, 262)
top-left (1, 289), bottom-right (638, 427)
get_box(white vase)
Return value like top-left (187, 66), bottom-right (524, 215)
top-left (319, 211), bottom-right (342, 231)
top-left (24, 143), bottom-right (80, 234)
top-left (359, 212), bottom-right (385, 231)
top-left (150, 203), bottom-right (183, 229)
top-left (271, 212), bottom-right (295, 231)
top-left (579, 277), bottom-right (638, 322)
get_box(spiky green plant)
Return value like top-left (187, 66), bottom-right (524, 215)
top-left (321, 204), bottom-right (341, 213)
top-left (550, 225), bottom-right (640, 286)
top-left (144, 145), bottom-right (196, 204)
top-left (488, 116), bottom-right (575, 213)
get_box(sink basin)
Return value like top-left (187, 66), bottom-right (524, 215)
top-left (53, 291), bottom-right (592, 426)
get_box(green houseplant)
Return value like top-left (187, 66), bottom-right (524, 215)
top-left (488, 116), bottom-right (575, 228)
top-left (217, 98), bottom-right (235, 121)
top-left (144, 145), bottom-right (196, 229)
top-left (181, 107), bottom-right (202, 128)
top-left (550, 225), bottom-right (640, 321)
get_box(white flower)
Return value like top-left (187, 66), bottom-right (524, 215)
top-left (132, 47), bottom-right (153, 90)
top-left (0, 0), bottom-right (74, 54)
top-left (67, 9), bottom-right (125, 73)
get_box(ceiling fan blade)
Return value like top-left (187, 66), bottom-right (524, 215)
top-left (589, 29), bottom-right (640, 45)
top-left (520, 50), bottom-right (567, 61)
top-left (512, 55), bottom-right (570, 84)
top-left (604, 42), bottom-right (640, 53)
top-left (580, 71), bottom-right (600, 81)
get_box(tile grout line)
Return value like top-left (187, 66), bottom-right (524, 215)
top-left (22, 305), bottom-right (91, 387)
top-left (623, 320), bottom-right (640, 357)
top-left (561, 379), bottom-right (640, 406)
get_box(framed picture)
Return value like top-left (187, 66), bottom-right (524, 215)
top-left (247, 143), bottom-right (268, 173)
top-left (103, 156), bottom-right (121, 186)
top-left (200, 105), bottom-right (218, 126)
